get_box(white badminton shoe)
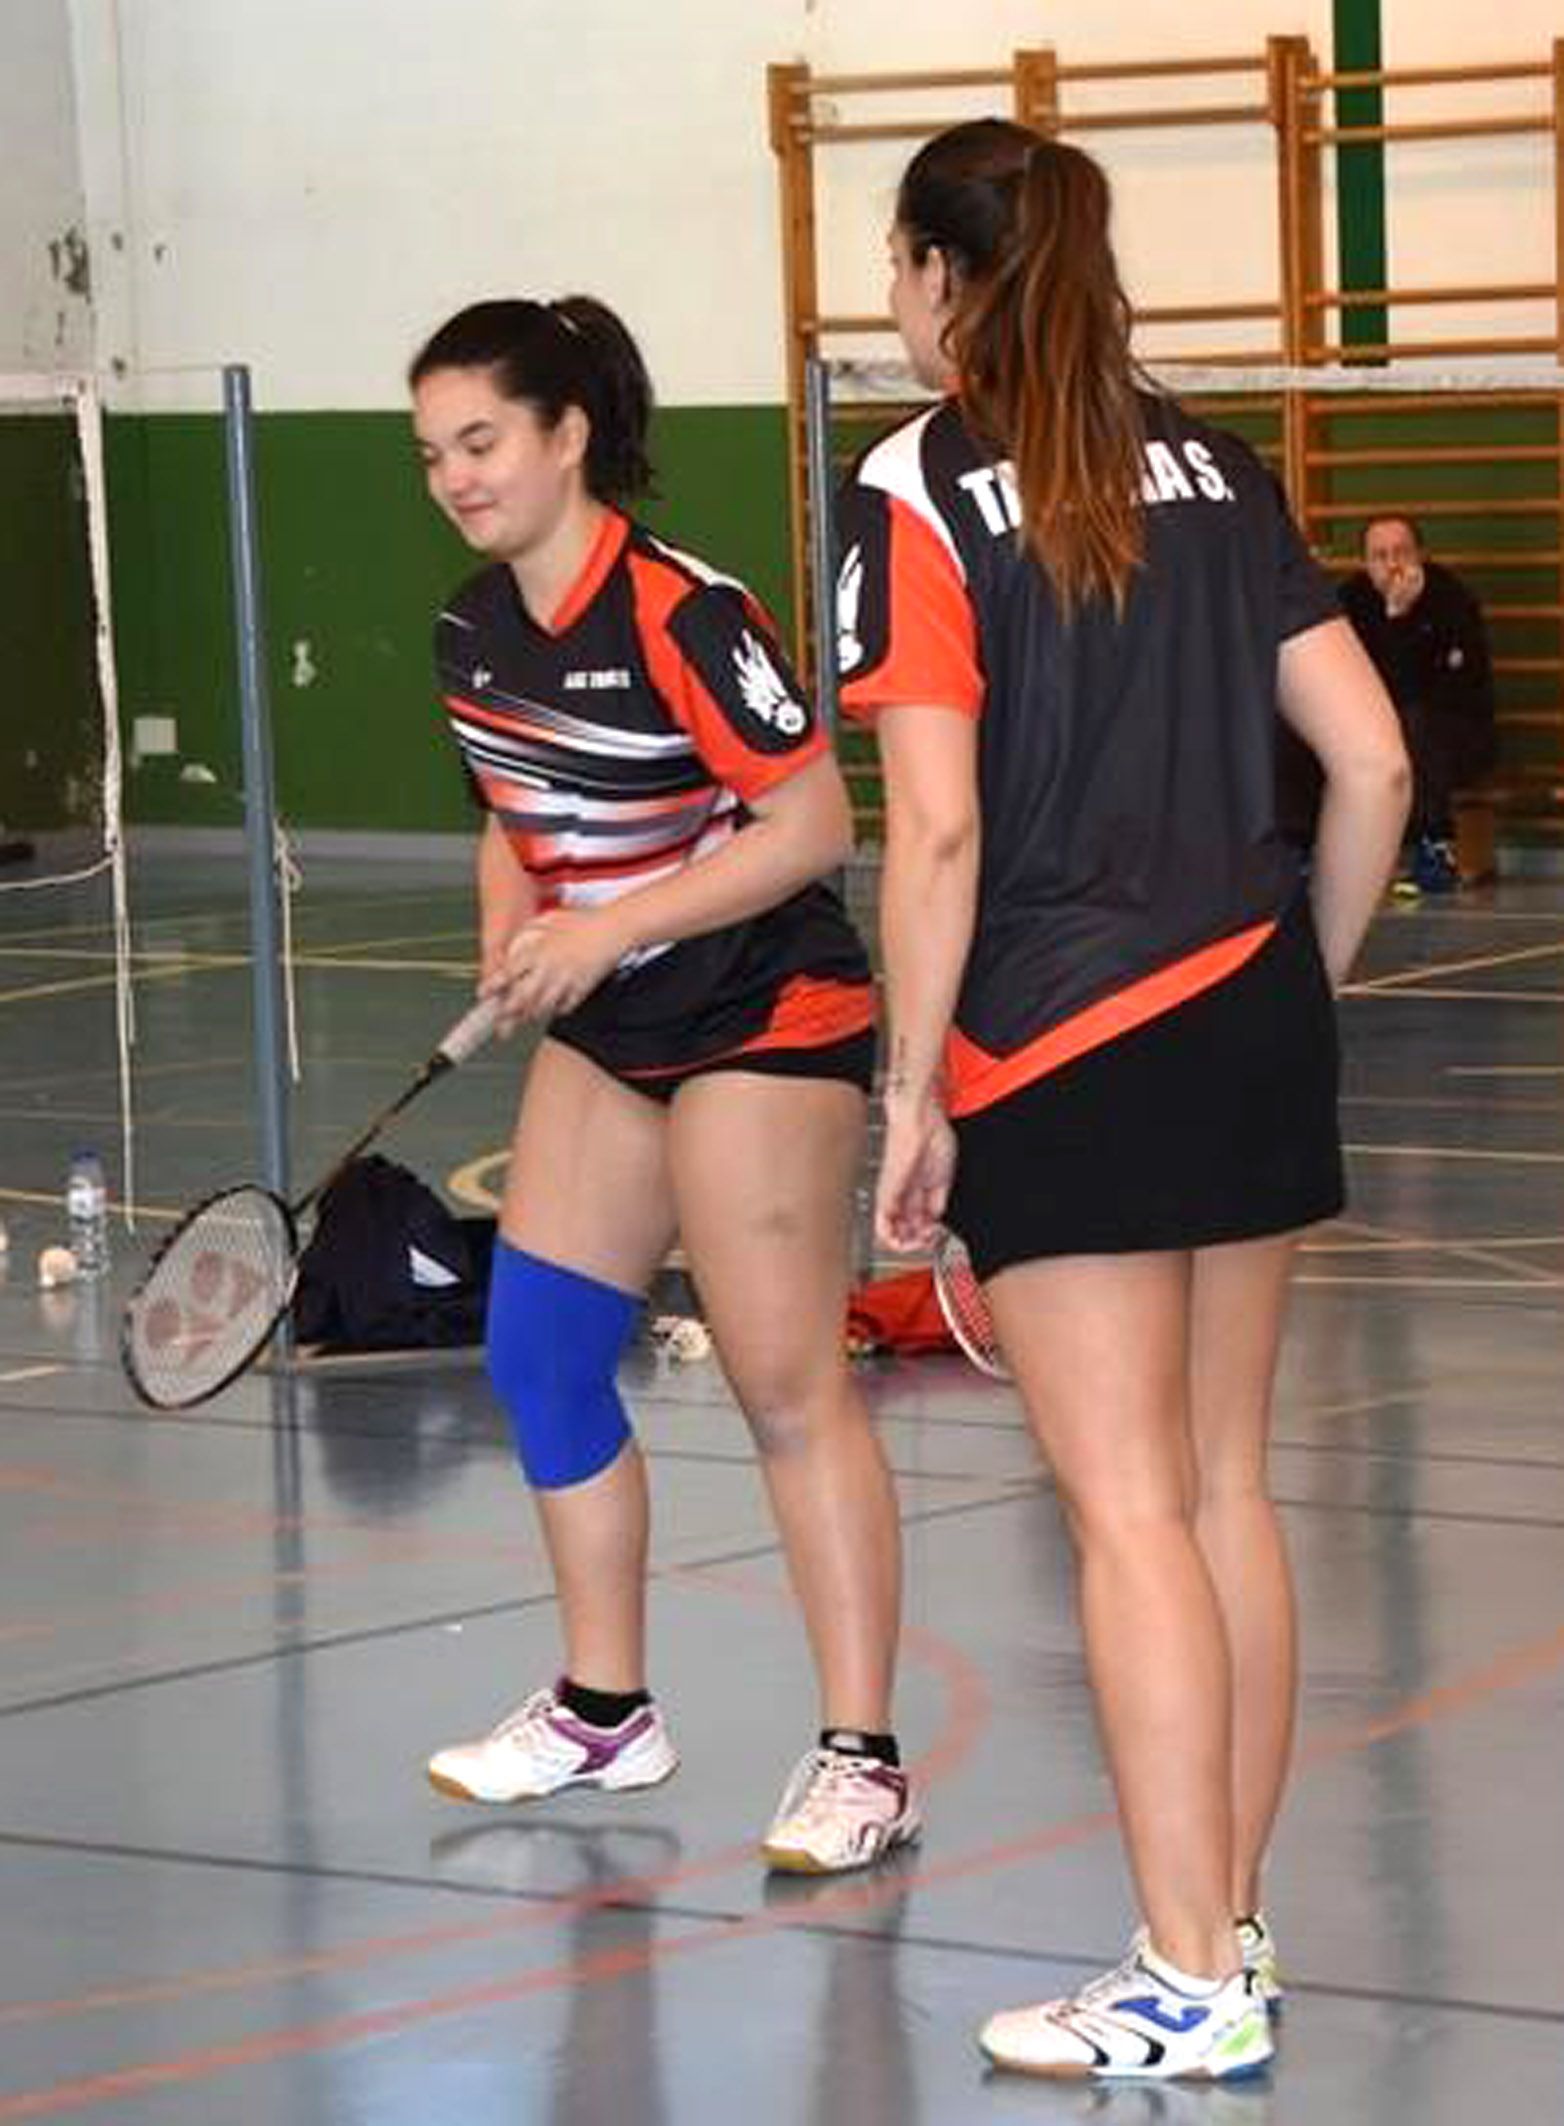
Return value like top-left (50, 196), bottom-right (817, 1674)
top-left (979, 1941), bottom-right (1274, 2081)
top-left (427, 1685), bottom-right (678, 1804)
top-left (1237, 1913), bottom-right (1283, 2014)
top-left (1129, 1913), bottom-right (1284, 2016)
top-left (761, 1746), bottom-right (921, 1874)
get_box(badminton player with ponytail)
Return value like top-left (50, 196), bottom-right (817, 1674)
top-left (409, 296), bottom-right (915, 1874)
top-left (839, 124), bottom-right (1409, 2073)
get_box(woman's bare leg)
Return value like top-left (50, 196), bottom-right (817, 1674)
top-left (986, 1250), bottom-right (1240, 1979)
top-left (497, 1039), bottom-right (676, 1692)
top-left (669, 1071), bottom-right (900, 1731)
top-left (1188, 1232), bottom-right (1301, 1915)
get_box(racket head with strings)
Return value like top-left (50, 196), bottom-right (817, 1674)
top-left (121, 998), bottom-right (500, 1409)
top-left (121, 1186), bottom-right (300, 1410)
top-left (930, 1226), bottom-right (1011, 1381)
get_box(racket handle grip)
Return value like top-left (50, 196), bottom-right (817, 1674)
top-left (436, 994), bottom-right (502, 1068)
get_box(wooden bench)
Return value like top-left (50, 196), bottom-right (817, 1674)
top-left (1454, 775), bottom-right (1564, 883)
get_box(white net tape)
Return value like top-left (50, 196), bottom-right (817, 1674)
top-left (825, 354), bottom-right (1564, 401)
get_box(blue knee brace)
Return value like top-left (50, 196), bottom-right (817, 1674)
top-left (486, 1241), bottom-right (639, 1490)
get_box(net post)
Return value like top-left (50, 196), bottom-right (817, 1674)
top-left (221, 364), bottom-right (292, 1219)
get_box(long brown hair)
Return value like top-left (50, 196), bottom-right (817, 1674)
top-left (896, 120), bottom-right (1144, 614)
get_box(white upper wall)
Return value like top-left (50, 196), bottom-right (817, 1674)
top-left (58, 0), bottom-right (1564, 410)
top-left (1, 0), bottom-right (90, 375)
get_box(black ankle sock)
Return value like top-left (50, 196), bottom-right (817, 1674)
top-left (819, 1726), bottom-right (900, 1768)
top-left (559, 1677), bottom-right (651, 1729)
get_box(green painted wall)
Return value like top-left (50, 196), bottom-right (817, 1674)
top-left (0, 415), bottom-right (100, 832)
top-left (105, 404), bottom-right (793, 832)
top-left (1333, 0), bottom-right (1388, 352)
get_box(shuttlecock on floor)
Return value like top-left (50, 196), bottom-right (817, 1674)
top-left (37, 1244), bottom-right (79, 1289)
top-left (666, 1317), bottom-right (711, 1363)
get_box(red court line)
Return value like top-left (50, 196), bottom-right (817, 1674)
top-left (0, 1562), bottom-right (990, 2037)
top-left (3, 1603), bottom-right (1562, 2119)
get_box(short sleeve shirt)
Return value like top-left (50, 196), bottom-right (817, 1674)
top-left (836, 394), bottom-right (1338, 1111)
top-left (434, 510), bottom-right (867, 1058)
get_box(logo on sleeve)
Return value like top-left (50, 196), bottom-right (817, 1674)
top-left (733, 629), bottom-right (808, 736)
top-left (837, 544), bottom-right (865, 674)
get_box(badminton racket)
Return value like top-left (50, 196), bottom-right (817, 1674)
top-left (121, 996), bottom-right (500, 1410)
top-left (930, 1226), bottom-right (1010, 1380)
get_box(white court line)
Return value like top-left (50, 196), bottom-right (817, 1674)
top-left (1295, 1274), bottom-right (1563, 1290)
top-left (1345, 1142), bottom-right (1564, 1166)
top-left (1298, 1390), bottom-right (1425, 1418)
top-left (1319, 1208), bottom-right (1561, 1287)
top-left (1346, 985), bottom-right (1564, 1006)
top-left (1304, 1233), bottom-right (1564, 1253)
top-left (1344, 1094), bottom-right (1564, 1112)
top-left (0, 1365), bottom-right (67, 1386)
top-left (1348, 937), bottom-right (1564, 991)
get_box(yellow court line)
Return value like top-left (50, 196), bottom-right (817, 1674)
top-left (0, 1184), bottom-right (182, 1221)
top-left (0, 946), bottom-right (241, 966)
top-left (0, 952), bottom-right (476, 1009)
top-left (0, 1055), bottom-right (245, 1096)
top-left (301, 928), bottom-right (477, 957)
top-left (447, 1149), bottom-right (508, 1214)
top-left (1349, 936), bottom-right (1564, 991)
top-left (0, 887), bottom-right (471, 951)
top-left (1448, 1064), bottom-right (1564, 1078)
top-left (0, 960), bottom-right (247, 1009)
top-left (289, 955), bottom-right (474, 977)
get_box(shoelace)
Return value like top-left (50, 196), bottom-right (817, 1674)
top-left (789, 1750), bottom-right (888, 1822)
top-left (493, 1690), bottom-right (559, 1745)
top-left (1067, 1952), bottom-right (1151, 2014)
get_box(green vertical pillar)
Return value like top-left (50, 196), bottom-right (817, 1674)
top-left (1334, 0), bottom-right (1388, 354)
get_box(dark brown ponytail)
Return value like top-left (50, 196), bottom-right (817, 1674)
top-left (897, 121), bottom-right (1144, 614)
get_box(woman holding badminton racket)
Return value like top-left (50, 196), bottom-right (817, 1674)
top-left (408, 297), bottom-right (915, 1875)
top-left (839, 122), bottom-right (1409, 2075)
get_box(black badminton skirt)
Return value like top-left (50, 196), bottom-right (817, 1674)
top-left (947, 897), bottom-right (1344, 1280)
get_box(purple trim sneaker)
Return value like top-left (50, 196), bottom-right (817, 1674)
top-left (761, 1747), bottom-right (921, 1874)
top-left (427, 1684), bottom-right (678, 1804)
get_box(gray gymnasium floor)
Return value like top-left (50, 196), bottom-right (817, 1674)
top-left (1, 850), bottom-right (1561, 2124)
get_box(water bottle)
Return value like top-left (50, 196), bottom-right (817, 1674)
top-left (66, 1149), bottom-right (109, 1279)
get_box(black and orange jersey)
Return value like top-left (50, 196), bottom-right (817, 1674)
top-left (837, 391), bottom-right (1339, 1116)
top-left (434, 508), bottom-right (871, 1072)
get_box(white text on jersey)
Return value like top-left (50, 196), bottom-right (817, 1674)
top-left (959, 438), bottom-right (1235, 538)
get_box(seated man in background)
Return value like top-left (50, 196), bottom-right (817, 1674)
top-left (1340, 514), bottom-right (1498, 893)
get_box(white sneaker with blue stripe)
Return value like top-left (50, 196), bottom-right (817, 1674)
top-left (979, 1941), bottom-right (1274, 2080)
top-left (1130, 1913), bottom-right (1284, 2015)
